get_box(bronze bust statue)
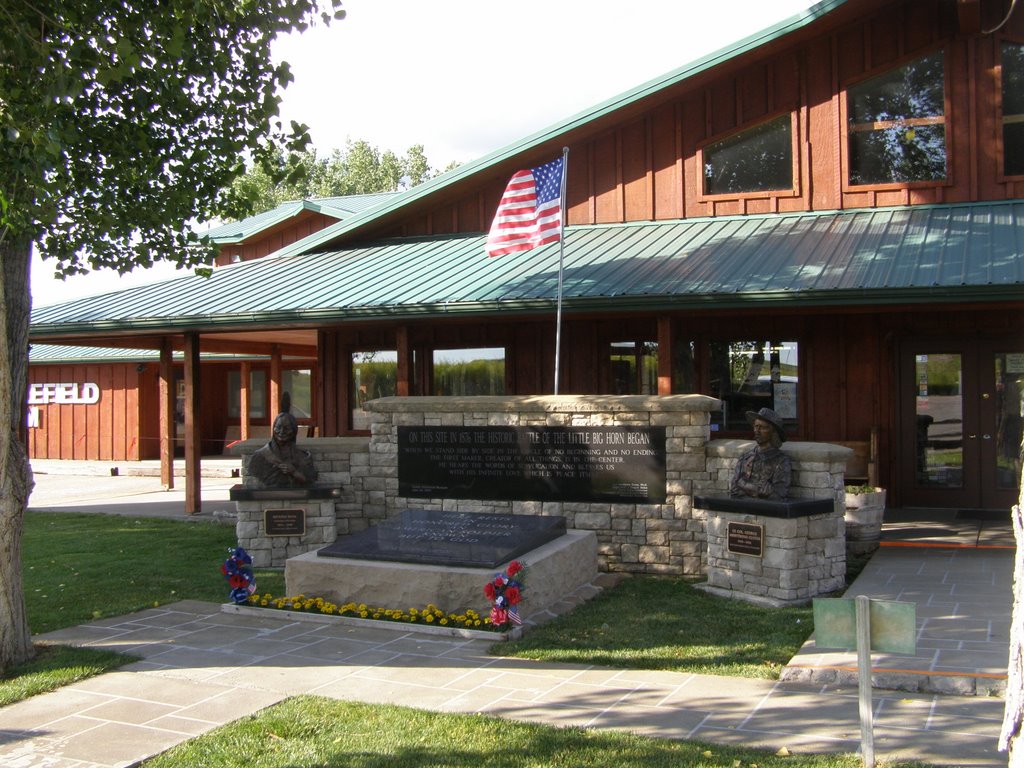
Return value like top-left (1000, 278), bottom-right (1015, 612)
top-left (248, 393), bottom-right (318, 487)
top-left (730, 407), bottom-right (792, 500)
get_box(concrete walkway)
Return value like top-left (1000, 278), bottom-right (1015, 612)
top-left (3, 460), bottom-right (1015, 767)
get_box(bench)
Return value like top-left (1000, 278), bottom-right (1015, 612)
top-left (833, 427), bottom-right (879, 487)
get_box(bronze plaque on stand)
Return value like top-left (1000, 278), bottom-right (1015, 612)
top-left (727, 521), bottom-right (763, 557)
top-left (264, 508), bottom-right (306, 537)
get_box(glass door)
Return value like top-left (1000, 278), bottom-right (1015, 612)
top-left (900, 342), bottom-right (1021, 511)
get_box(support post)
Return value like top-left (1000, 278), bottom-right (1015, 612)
top-left (270, 345), bottom-right (282, 414)
top-left (240, 361), bottom-right (251, 441)
top-left (183, 332), bottom-right (202, 515)
top-left (657, 316), bottom-right (673, 395)
top-left (158, 338), bottom-right (174, 490)
top-left (396, 326), bottom-right (411, 397)
top-left (856, 594), bottom-right (875, 768)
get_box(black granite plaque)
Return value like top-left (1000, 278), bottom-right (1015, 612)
top-left (317, 509), bottom-right (567, 568)
top-left (398, 426), bottom-right (666, 503)
top-left (265, 508), bottom-right (306, 537)
top-left (727, 521), bottom-right (763, 557)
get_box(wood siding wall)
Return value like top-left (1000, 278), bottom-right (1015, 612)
top-left (214, 212), bottom-right (340, 266)
top-left (376, 0), bottom-right (1024, 240)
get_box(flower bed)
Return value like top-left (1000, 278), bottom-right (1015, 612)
top-left (222, 599), bottom-right (519, 641)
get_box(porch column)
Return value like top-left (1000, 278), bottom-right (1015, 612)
top-left (183, 332), bottom-right (202, 515)
top-left (240, 361), bottom-right (251, 441)
top-left (657, 317), bottom-right (673, 395)
top-left (396, 325), bottom-right (411, 397)
top-left (159, 338), bottom-right (174, 490)
top-left (270, 345), bottom-right (282, 413)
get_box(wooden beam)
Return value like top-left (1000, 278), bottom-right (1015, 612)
top-left (183, 332), bottom-right (201, 515)
top-left (159, 338), bottom-right (174, 489)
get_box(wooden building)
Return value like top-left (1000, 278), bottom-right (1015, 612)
top-left (29, 0), bottom-right (1024, 513)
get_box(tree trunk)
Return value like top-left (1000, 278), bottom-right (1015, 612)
top-left (1001, 439), bottom-right (1024, 766)
top-left (0, 234), bottom-right (35, 673)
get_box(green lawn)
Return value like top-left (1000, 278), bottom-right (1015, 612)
top-left (499, 575), bottom-right (813, 678)
top-left (22, 511), bottom-right (284, 634)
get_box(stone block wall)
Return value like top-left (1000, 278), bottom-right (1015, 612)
top-left (364, 395), bottom-right (720, 576)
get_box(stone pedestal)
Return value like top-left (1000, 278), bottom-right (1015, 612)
top-left (286, 529), bottom-right (598, 621)
top-left (231, 485), bottom-right (343, 568)
top-left (695, 495), bottom-right (845, 607)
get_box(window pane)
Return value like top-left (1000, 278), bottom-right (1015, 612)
top-left (708, 341), bottom-right (799, 434)
top-left (433, 348), bottom-right (505, 396)
top-left (609, 341), bottom-right (657, 395)
top-left (227, 369), bottom-right (266, 419)
top-left (914, 353), bottom-right (962, 488)
top-left (1003, 42), bottom-right (1024, 176)
top-left (282, 369), bottom-right (313, 418)
top-left (847, 51), bottom-right (946, 185)
top-left (703, 115), bottom-right (793, 195)
top-left (352, 351), bottom-right (396, 431)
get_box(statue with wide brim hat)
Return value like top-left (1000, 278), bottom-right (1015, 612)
top-left (731, 407), bottom-right (792, 499)
top-left (745, 407), bottom-right (786, 443)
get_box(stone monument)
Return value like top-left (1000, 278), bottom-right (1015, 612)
top-left (697, 407), bottom-right (844, 606)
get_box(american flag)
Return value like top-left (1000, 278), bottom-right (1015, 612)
top-left (485, 156), bottom-right (564, 257)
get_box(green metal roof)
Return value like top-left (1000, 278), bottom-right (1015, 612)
top-left (202, 193), bottom-right (398, 244)
top-left (28, 201), bottom-right (1024, 340)
top-left (27, 345), bottom-right (270, 363)
top-left (269, 0), bottom-right (847, 259)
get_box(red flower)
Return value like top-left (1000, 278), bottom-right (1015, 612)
top-left (493, 576), bottom-right (506, 588)
top-left (506, 561), bottom-right (523, 576)
top-left (490, 607), bottom-right (508, 626)
top-left (505, 586), bottom-right (521, 605)
top-left (220, 564), bottom-right (228, 576)
top-left (228, 574), bottom-right (248, 589)
top-left (483, 582), bottom-right (496, 600)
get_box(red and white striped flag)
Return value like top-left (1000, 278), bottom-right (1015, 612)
top-left (485, 156), bottom-right (564, 257)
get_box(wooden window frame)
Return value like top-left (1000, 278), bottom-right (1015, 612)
top-left (696, 111), bottom-right (801, 203)
top-left (840, 47), bottom-right (952, 193)
top-left (997, 35), bottom-right (1024, 182)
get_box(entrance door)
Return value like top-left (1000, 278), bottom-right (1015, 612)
top-left (900, 341), bottom-right (1022, 511)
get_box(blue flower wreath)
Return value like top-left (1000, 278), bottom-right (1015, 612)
top-left (221, 546), bottom-right (256, 605)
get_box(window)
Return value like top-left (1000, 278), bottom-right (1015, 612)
top-left (227, 369), bottom-right (266, 419)
top-left (702, 114), bottom-right (794, 196)
top-left (846, 51), bottom-right (947, 186)
top-left (282, 369), bottom-right (313, 419)
top-left (1002, 42), bottom-right (1024, 177)
top-left (708, 340), bottom-right (799, 434)
top-left (352, 351), bottom-right (396, 430)
top-left (433, 348), bottom-right (505, 396)
top-left (609, 341), bottom-right (658, 394)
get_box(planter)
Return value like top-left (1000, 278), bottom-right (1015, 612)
top-left (844, 487), bottom-right (886, 553)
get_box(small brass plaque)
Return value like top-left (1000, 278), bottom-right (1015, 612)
top-left (727, 521), bottom-right (764, 557)
top-left (264, 508), bottom-right (306, 537)
top-left (813, 597), bottom-right (917, 654)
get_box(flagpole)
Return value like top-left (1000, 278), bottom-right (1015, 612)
top-left (553, 146), bottom-right (569, 395)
